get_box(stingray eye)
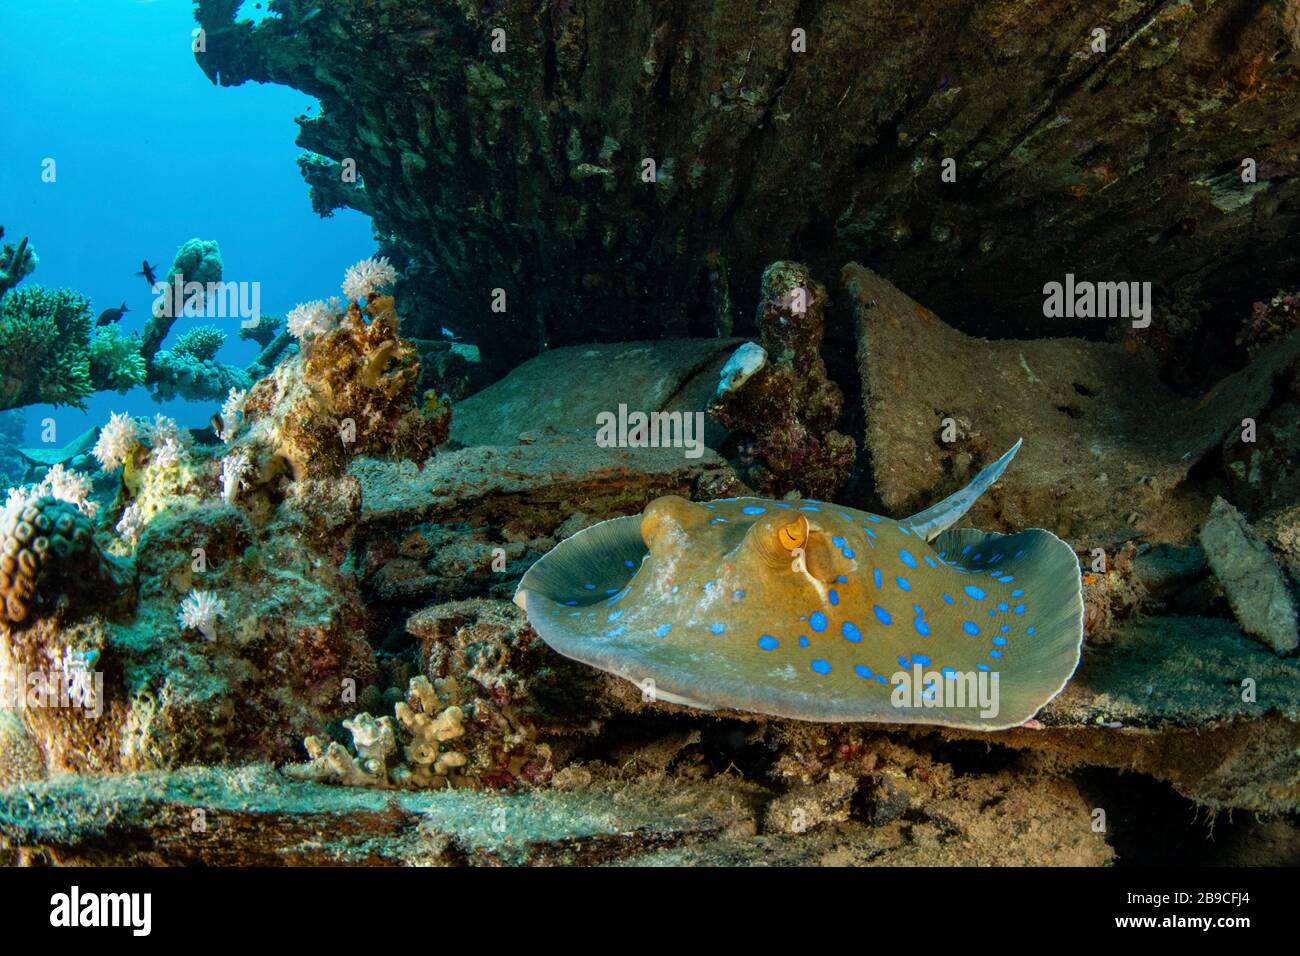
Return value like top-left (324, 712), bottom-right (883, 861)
top-left (776, 515), bottom-right (809, 552)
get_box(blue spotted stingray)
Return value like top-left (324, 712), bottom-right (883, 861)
top-left (515, 441), bottom-right (1084, 730)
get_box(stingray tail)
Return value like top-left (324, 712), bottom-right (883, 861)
top-left (902, 439), bottom-right (1022, 542)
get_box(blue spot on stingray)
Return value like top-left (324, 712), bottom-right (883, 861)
top-left (899, 525), bottom-right (911, 536)
top-left (924, 555), bottom-right (938, 569)
top-left (798, 635), bottom-right (810, 647)
top-left (977, 663), bottom-right (991, 672)
top-left (993, 636), bottom-right (1007, 646)
top-left (623, 559), bottom-right (635, 568)
top-left (873, 568), bottom-right (883, 589)
top-left (843, 548), bottom-right (856, 559)
top-left (988, 609), bottom-right (997, 617)
top-left (811, 658), bottom-right (832, 675)
top-left (733, 589), bottom-right (746, 600)
top-left (608, 610), bottom-right (623, 621)
top-left (962, 621), bottom-right (980, 636)
top-left (864, 527), bottom-right (877, 539)
top-left (832, 535), bottom-right (846, 549)
top-left (835, 575), bottom-right (848, 583)
top-left (563, 600), bottom-right (578, 606)
top-left (964, 585), bottom-right (986, 600)
top-left (671, 585), bottom-right (680, 594)
top-left (1014, 604), bottom-right (1026, 614)
top-left (999, 624), bottom-right (1009, 633)
top-left (606, 626), bottom-right (626, 638)
top-left (854, 665), bottom-right (874, 680)
top-left (758, 635), bottom-right (779, 651)
top-left (810, 611), bottom-right (828, 632)
top-left (941, 667), bottom-right (957, 678)
top-left (997, 575), bottom-right (1015, 583)
top-left (605, 588), bottom-right (619, 595)
top-left (997, 602), bottom-right (1009, 611)
top-left (990, 650), bottom-right (1003, 658)
top-left (799, 505), bottom-right (821, 512)
top-left (772, 502), bottom-right (791, 509)
top-left (865, 514), bottom-right (882, 523)
top-left (962, 545), bottom-right (972, 554)
top-left (972, 552), bottom-right (983, 561)
top-left (583, 583), bottom-right (596, 591)
top-left (1012, 589), bottom-right (1025, 598)
top-left (914, 617), bottom-right (931, 636)
top-left (709, 622), bottom-right (726, 635)
top-left (709, 517), bottom-right (727, 525)
top-left (873, 605), bottom-right (893, 625)
top-left (829, 589), bottom-right (840, 606)
top-left (896, 576), bottom-right (911, 591)
top-left (942, 593), bottom-right (955, 605)
top-left (842, 621), bottom-right (862, 643)
top-left (655, 623), bottom-right (672, 638)
top-left (1027, 626), bottom-right (1037, 635)
top-left (913, 653), bottom-right (932, 666)
top-left (900, 549), bottom-right (917, 568)
top-left (898, 655), bottom-right (911, 668)
top-left (741, 506), bottom-right (766, 515)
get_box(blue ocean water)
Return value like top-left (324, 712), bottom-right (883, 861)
top-left (0, 0), bottom-right (375, 447)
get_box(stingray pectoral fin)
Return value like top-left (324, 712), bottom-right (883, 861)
top-left (931, 524), bottom-right (1084, 729)
top-left (903, 438), bottom-right (1023, 542)
top-left (515, 514), bottom-right (646, 603)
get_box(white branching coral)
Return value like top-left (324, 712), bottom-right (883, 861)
top-left (146, 413), bottom-right (187, 449)
top-left (92, 411), bottom-right (140, 471)
top-left (286, 299), bottom-right (338, 341)
top-left (342, 255), bottom-right (398, 302)
top-left (34, 464), bottom-right (98, 517)
top-left (115, 501), bottom-right (147, 546)
top-left (151, 438), bottom-right (185, 471)
top-left (219, 451), bottom-right (252, 503)
top-left (176, 589), bottom-right (227, 640)
top-left (219, 387), bottom-right (247, 443)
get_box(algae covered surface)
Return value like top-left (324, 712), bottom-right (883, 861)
top-left (1, 0), bottom-right (1299, 869)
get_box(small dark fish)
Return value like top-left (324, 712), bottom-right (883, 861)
top-left (210, 413), bottom-right (224, 439)
top-left (96, 302), bottom-right (130, 326)
top-left (137, 260), bottom-right (159, 285)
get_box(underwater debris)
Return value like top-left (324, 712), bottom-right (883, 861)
top-left (1199, 497), bottom-right (1298, 654)
top-left (844, 263), bottom-right (1300, 542)
top-left (452, 338), bottom-right (740, 448)
top-left (192, 0), bottom-right (1300, 377)
top-left (708, 261), bottom-right (856, 499)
